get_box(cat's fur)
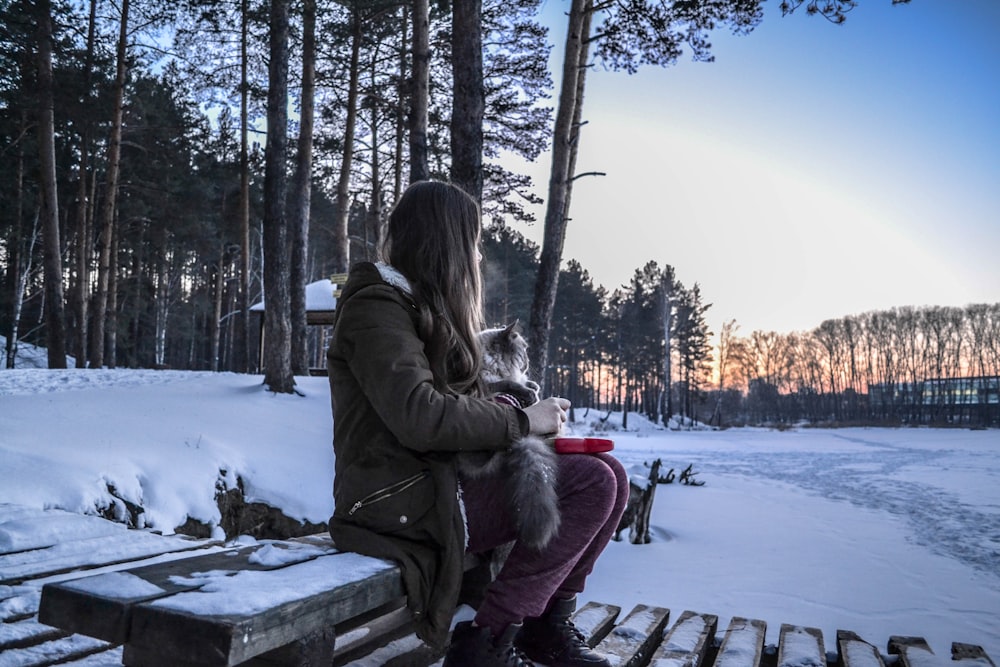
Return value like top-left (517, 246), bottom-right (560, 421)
top-left (458, 321), bottom-right (561, 550)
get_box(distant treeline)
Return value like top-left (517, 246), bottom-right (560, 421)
top-left (484, 231), bottom-right (1000, 428)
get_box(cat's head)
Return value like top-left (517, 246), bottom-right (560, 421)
top-left (479, 320), bottom-right (530, 382)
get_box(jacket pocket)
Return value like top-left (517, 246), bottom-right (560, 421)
top-left (339, 469), bottom-right (434, 534)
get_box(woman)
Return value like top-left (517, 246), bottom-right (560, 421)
top-left (327, 180), bottom-right (628, 667)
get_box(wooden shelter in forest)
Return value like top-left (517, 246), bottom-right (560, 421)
top-left (249, 275), bottom-right (347, 374)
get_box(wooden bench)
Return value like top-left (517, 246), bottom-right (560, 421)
top-left (9, 506), bottom-right (999, 667)
top-left (37, 534), bottom-right (410, 667)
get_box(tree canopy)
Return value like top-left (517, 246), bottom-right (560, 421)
top-left (3, 0), bottom-right (993, 427)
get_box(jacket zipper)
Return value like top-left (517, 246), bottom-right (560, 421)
top-left (347, 470), bottom-right (430, 516)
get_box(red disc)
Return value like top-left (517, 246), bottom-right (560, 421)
top-left (552, 437), bottom-right (615, 454)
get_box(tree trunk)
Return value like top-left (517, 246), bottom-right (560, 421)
top-left (408, 0), bottom-right (429, 182)
top-left (154, 234), bottom-right (169, 367)
top-left (262, 0), bottom-right (294, 393)
top-left (291, 0), bottom-right (317, 376)
top-left (368, 53), bottom-right (383, 261)
top-left (235, 0), bottom-right (252, 373)
top-left (332, 8), bottom-right (362, 275)
top-left (6, 107), bottom-right (28, 369)
top-left (450, 0), bottom-right (483, 202)
top-left (36, 0), bottom-right (67, 368)
top-left (528, 0), bottom-right (591, 393)
top-left (393, 6), bottom-right (408, 202)
top-left (90, 0), bottom-right (129, 369)
top-left (210, 243), bottom-right (225, 372)
top-left (661, 279), bottom-right (672, 424)
top-left (72, 0), bottom-right (98, 368)
top-left (106, 212), bottom-right (119, 367)
top-left (6, 212), bottom-right (37, 370)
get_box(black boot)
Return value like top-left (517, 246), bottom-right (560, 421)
top-left (516, 596), bottom-right (611, 667)
top-left (443, 621), bottom-right (535, 667)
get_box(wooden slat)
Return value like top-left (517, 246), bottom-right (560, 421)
top-left (57, 647), bottom-right (125, 666)
top-left (39, 538), bottom-right (336, 644)
top-left (572, 600), bottom-right (622, 648)
top-left (0, 618), bottom-right (68, 651)
top-left (838, 630), bottom-right (886, 667)
top-left (122, 552), bottom-right (402, 667)
top-left (649, 609), bottom-right (718, 667)
top-left (243, 625), bottom-right (336, 667)
top-left (777, 624), bottom-right (826, 667)
top-left (0, 633), bottom-right (113, 667)
top-left (594, 603), bottom-right (669, 667)
top-left (952, 643), bottom-right (997, 667)
top-left (39, 544), bottom-right (245, 642)
top-left (1, 586), bottom-right (41, 622)
top-left (331, 602), bottom-right (413, 667)
top-left (1, 529), bottom-right (214, 585)
top-left (888, 636), bottom-right (936, 667)
top-left (715, 617), bottom-right (767, 667)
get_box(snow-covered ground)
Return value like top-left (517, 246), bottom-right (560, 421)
top-left (1, 362), bottom-right (998, 659)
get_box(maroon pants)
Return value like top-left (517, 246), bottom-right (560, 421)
top-left (461, 451), bottom-right (629, 634)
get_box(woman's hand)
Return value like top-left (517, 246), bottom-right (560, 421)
top-left (522, 396), bottom-right (571, 436)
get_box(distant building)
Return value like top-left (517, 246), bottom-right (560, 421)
top-left (868, 376), bottom-right (999, 426)
top-left (250, 277), bottom-right (344, 374)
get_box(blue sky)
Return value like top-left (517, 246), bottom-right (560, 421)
top-left (508, 0), bottom-right (1000, 337)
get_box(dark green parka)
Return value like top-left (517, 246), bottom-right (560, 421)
top-left (326, 262), bottom-right (527, 647)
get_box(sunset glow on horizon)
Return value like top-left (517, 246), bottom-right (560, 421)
top-left (508, 0), bottom-right (999, 341)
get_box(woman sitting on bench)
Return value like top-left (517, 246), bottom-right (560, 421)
top-left (326, 180), bottom-right (628, 667)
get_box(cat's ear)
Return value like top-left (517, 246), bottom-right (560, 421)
top-left (503, 319), bottom-right (519, 336)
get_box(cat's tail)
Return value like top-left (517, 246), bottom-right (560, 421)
top-left (505, 435), bottom-right (561, 550)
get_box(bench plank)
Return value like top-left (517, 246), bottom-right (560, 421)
top-left (1, 585), bottom-right (41, 622)
top-left (715, 617), bottom-right (767, 667)
top-left (888, 636), bottom-right (936, 667)
top-left (38, 539), bottom-right (335, 644)
top-left (572, 601), bottom-right (622, 649)
top-left (0, 617), bottom-right (68, 652)
top-left (778, 624), bottom-right (827, 667)
top-left (122, 552), bottom-right (402, 666)
top-left (838, 630), bottom-right (886, 667)
top-left (2, 530), bottom-right (213, 585)
top-left (648, 609), bottom-right (718, 667)
top-left (57, 648), bottom-right (125, 666)
top-left (0, 632), bottom-right (112, 667)
top-left (331, 602), bottom-right (414, 667)
top-left (593, 603), bottom-right (669, 666)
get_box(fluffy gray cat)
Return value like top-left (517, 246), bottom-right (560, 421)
top-left (457, 321), bottom-right (561, 550)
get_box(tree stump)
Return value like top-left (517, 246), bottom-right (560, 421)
top-left (615, 459), bottom-right (661, 544)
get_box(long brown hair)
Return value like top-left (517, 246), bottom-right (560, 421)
top-left (381, 181), bottom-right (485, 395)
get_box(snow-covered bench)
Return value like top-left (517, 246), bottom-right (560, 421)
top-left (22, 518), bottom-right (999, 667)
top-left (32, 530), bottom-right (615, 666)
top-left (37, 534), bottom-right (415, 666)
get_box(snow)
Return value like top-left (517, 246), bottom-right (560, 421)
top-left (0, 509), bottom-right (125, 552)
top-left (663, 613), bottom-right (710, 652)
top-left (249, 278), bottom-right (338, 312)
top-left (60, 571), bottom-right (165, 599)
top-left (151, 552), bottom-right (394, 616)
top-left (1, 361), bottom-right (999, 660)
top-left (0, 633), bottom-right (109, 667)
